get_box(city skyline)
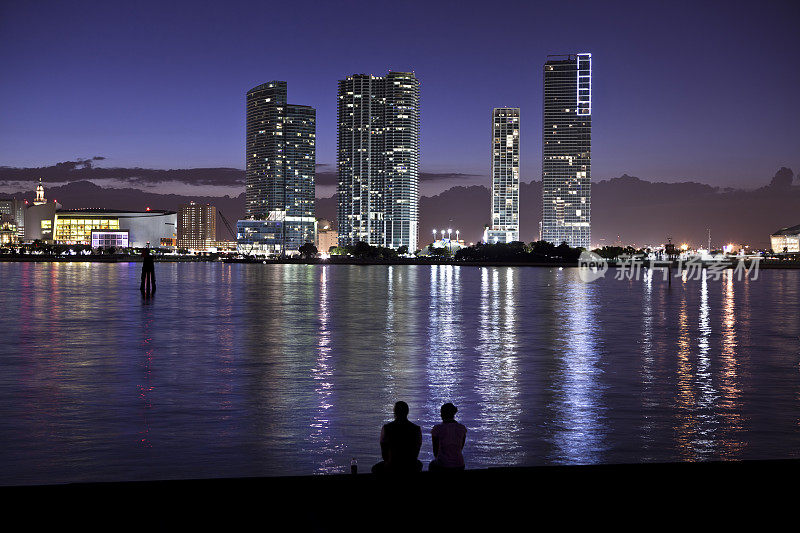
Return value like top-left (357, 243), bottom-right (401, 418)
top-left (4, 0), bottom-right (800, 512)
top-left (1, 1), bottom-right (797, 192)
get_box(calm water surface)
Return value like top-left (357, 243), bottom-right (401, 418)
top-left (1, 262), bottom-right (799, 485)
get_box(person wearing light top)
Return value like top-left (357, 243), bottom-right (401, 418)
top-left (429, 403), bottom-right (467, 471)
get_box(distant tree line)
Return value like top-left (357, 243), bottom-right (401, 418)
top-left (591, 245), bottom-right (647, 260)
top-left (324, 240), bottom-right (592, 263)
top-left (454, 241), bottom-right (584, 263)
top-left (330, 241), bottom-right (408, 259)
top-left (0, 240), bottom-right (171, 257)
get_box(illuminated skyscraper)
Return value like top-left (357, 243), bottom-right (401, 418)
top-left (178, 201), bottom-right (216, 251)
top-left (542, 53), bottom-right (591, 248)
top-left (245, 81), bottom-right (316, 254)
top-left (486, 108), bottom-right (520, 243)
top-left (337, 71), bottom-right (419, 250)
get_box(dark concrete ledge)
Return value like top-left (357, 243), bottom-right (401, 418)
top-left (3, 460), bottom-right (797, 527)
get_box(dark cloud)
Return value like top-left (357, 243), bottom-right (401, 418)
top-left (1, 160), bottom-right (482, 189)
top-left (52, 157), bottom-right (102, 171)
top-left (320, 168), bottom-right (799, 248)
top-left (315, 166), bottom-right (337, 187)
top-left (420, 172), bottom-right (482, 183)
top-left (768, 167), bottom-right (794, 189)
top-left (0, 160), bottom-right (245, 187)
top-left (5, 167), bottom-right (797, 248)
top-left (314, 169), bottom-right (482, 188)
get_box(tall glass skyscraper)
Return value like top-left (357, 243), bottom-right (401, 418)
top-left (245, 81), bottom-right (316, 254)
top-left (337, 71), bottom-right (419, 251)
top-left (542, 53), bottom-right (591, 248)
top-left (486, 107), bottom-right (520, 244)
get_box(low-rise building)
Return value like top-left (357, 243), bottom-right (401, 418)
top-left (236, 219), bottom-right (284, 256)
top-left (20, 181), bottom-right (176, 248)
top-left (91, 229), bottom-right (129, 249)
top-left (316, 218), bottom-right (338, 254)
top-left (0, 214), bottom-right (17, 245)
top-left (211, 241), bottom-right (237, 252)
top-left (53, 209), bottom-right (177, 248)
top-left (418, 238), bottom-right (466, 256)
top-left (771, 224), bottom-right (800, 253)
top-left (24, 197), bottom-right (61, 242)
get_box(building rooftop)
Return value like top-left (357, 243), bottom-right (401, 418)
top-left (57, 208), bottom-right (176, 215)
top-left (772, 224), bottom-right (800, 236)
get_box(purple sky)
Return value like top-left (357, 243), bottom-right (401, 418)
top-left (0, 0), bottom-right (797, 190)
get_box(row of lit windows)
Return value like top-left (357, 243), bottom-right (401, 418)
top-left (58, 218), bottom-right (116, 226)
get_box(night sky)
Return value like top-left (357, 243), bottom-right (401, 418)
top-left (1, 0), bottom-right (797, 190)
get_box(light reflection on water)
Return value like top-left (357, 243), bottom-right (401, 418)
top-left (473, 267), bottom-right (523, 466)
top-left (548, 271), bottom-right (606, 464)
top-left (309, 265), bottom-right (336, 473)
top-left (1, 262), bottom-right (800, 486)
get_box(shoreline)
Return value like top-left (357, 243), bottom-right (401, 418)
top-left (2, 255), bottom-right (800, 269)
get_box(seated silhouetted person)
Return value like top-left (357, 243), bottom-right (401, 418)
top-left (140, 249), bottom-right (156, 293)
top-left (372, 401), bottom-right (423, 474)
top-left (429, 403), bottom-right (467, 472)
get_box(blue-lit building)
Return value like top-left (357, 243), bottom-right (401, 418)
top-left (242, 81), bottom-right (316, 255)
top-left (236, 219), bottom-right (284, 256)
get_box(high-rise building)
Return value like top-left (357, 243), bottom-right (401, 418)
top-left (0, 196), bottom-right (24, 239)
top-left (485, 108), bottom-right (520, 244)
top-left (244, 81), bottom-right (316, 254)
top-left (542, 53), bottom-right (592, 248)
top-left (337, 71), bottom-right (419, 250)
top-left (178, 201), bottom-right (216, 251)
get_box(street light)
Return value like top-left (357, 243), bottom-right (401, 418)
top-left (432, 228), bottom-right (436, 245)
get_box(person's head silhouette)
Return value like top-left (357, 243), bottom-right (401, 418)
top-left (142, 248), bottom-right (149, 257)
top-left (441, 403), bottom-right (457, 421)
top-left (394, 401), bottom-right (409, 421)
